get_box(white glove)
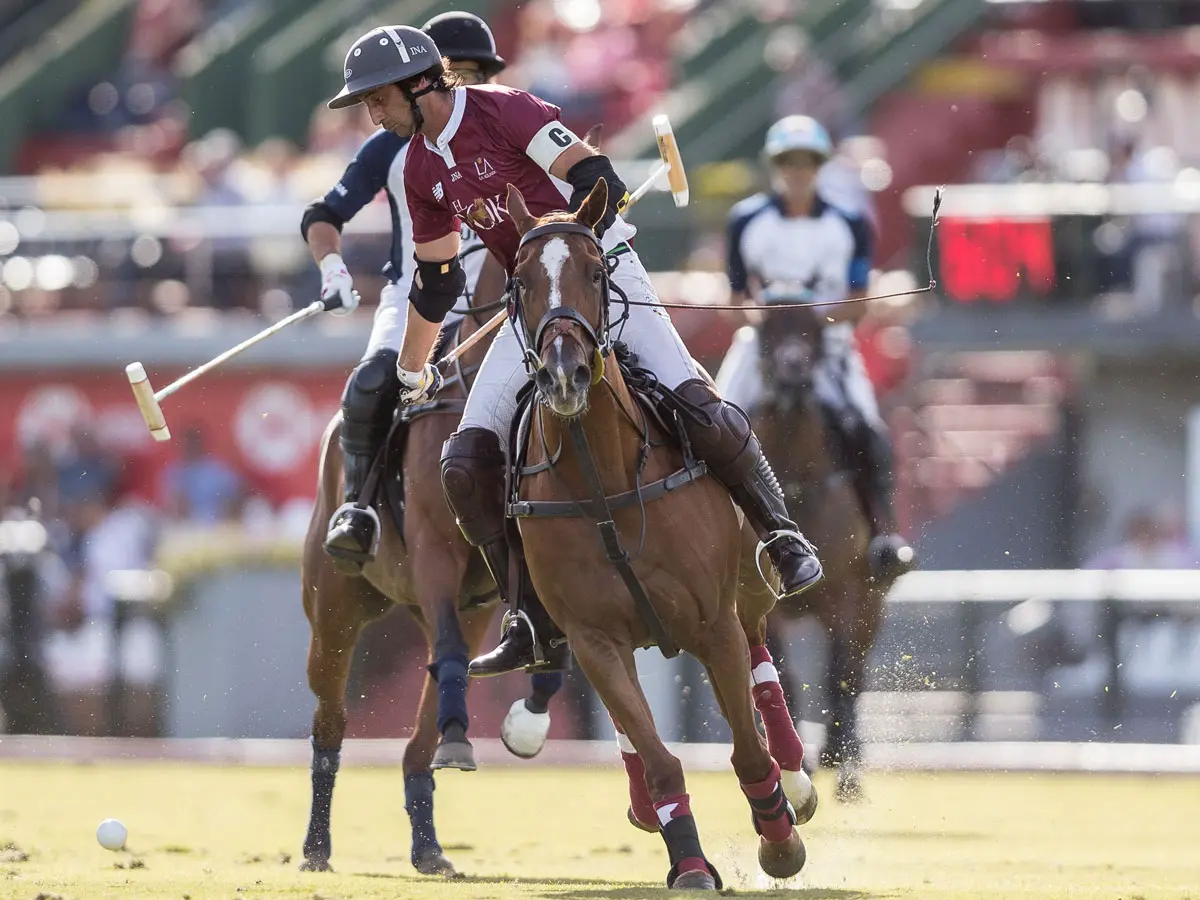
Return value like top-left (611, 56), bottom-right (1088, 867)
top-left (397, 362), bottom-right (444, 405)
top-left (319, 253), bottom-right (359, 316)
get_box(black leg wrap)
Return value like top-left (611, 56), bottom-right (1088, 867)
top-left (302, 741), bottom-right (340, 862)
top-left (747, 780), bottom-right (798, 836)
top-left (661, 815), bottom-right (723, 890)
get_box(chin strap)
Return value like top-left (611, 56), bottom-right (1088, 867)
top-left (402, 78), bottom-right (446, 134)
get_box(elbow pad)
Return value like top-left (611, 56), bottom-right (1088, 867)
top-left (301, 200), bottom-right (345, 240)
top-left (409, 255), bottom-right (466, 323)
top-left (565, 154), bottom-right (629, 238)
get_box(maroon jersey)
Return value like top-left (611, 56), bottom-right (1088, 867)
top-left (404, 84), bottom-right (633, 273)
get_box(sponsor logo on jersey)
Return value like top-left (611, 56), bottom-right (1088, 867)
top-left (474, 157), bottom-right (496, 179)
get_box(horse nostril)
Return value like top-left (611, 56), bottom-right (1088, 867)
top-left (535, 367), bottom-right (554, 393)
top-left (572, 363), bottom-right (592, 391)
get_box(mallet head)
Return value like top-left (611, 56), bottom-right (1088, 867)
top-left (125, 362), bottom-right (171, 442)
top-left (652, 114), bottom-right (689, 208)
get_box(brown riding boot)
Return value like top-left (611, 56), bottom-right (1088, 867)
top-left (440, 427), bottom-right (570, 677)
top-left (674, 379), bottom-right (823, 598)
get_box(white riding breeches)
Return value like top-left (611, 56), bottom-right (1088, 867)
top-left (364, 281), bottom-right (464, 360)
top-left (714, 322), bottom-right (883, 427)
top-left (458, 249), bottom-right (700, 444)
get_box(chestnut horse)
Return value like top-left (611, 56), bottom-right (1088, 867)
top-left (502, 180), bottom-right (816, 890)
top-left (299, 262), bottom-right (562, 876)
top-left (749, 292), bottom-right (899, 801)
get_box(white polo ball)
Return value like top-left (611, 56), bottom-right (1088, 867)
top-left (96, 818), bottom-right (127, 851)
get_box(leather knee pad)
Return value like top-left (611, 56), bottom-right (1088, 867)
top-left (674, 378), bottom-right (759, 483)
top-left (340, 349), bottom-right (400, 456)
top-left (440, 427), bottom-right (507, 546)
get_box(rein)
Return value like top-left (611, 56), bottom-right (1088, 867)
top-left (624, 187), bottom-right (943, 312)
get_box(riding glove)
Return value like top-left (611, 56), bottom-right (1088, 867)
top-left (397, 362), bottom-right (444, 405)
top-left (319, 253), bottom-right (359, 316)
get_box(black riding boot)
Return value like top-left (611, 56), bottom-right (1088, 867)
top-left (440, 427), bottom-right (570, 677)
top-left (324, 350), bottom-right (398, 573)
top-left (852, 425), bottom-right (915, 578)
top-left (674, 379), bottom-right (823, 598)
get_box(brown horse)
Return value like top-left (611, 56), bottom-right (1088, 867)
top-left (750, 293), bottom-right (899, 801)
top-left (502, 179), bottom-right (816, 889)
top-left (299, 261), bottom-right (563, 876)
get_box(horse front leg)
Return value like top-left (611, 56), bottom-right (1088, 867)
top-left (827, 582), bottom-right (887, 803)
top-left (400, 660), bottom-right (458, 877)
top-left (736, 551), bottom-right (816, 821)
top-left (300, 571), bottom-right (375, 872)
top-left (571, 628), bottom-right (721, 891)
top-left (409, 523), bottom-right (476, 772)
top-left (703, 613), bottom-right (807, 881)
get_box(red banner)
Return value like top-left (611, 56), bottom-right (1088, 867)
top-left (1, 368), bottom-right (347, 508)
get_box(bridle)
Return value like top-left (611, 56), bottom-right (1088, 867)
top-left (507, 221), bottom-right (617, 391)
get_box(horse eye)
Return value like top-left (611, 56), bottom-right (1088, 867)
top-left (592, 269), bottom-right (604, 284)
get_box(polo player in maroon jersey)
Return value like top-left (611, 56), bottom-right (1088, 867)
top-left (326, 25), bottom-right (825, 676)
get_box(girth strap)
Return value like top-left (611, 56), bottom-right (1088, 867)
top-left (508, 462), bottom-right (704, 518)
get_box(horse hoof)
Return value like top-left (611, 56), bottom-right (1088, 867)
top-left (835, 765), bottom-right (865, 804)
top-left (781, 767), bottom-right (819, 825)
top-left (627, 806), bottom-right (658, 833)
top-left (431, 739), bottom-right (477, 772)
top-left (671, 869), bottom-right (718, 890)
top-left (413, 847), bottom-right (459, 877)
top-left (500, 698), bottom-right (551, 759)
top-left (758, 829), bottom-right (806, 879)
top-left (299, 857), bottom-right (333, 873)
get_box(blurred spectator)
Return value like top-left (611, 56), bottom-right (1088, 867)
top-left (45, 487), bottom-right (161, 735)
top-left (56, 426), bottom-right (118, 512)
top-left (158, 426), bottom-right (243, 524)
top-left (1085, 506), bottom-right (1200, 569)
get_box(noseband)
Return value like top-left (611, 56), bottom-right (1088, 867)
top-left (508, 221), bottom-right (612, 385)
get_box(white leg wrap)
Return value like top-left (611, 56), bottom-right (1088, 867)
top-left (615, 731), bottom-right (636, 755)
top-left (751, 660), bottom-right (781, 686)
top-left (500, 698), bottom-right (551, 759)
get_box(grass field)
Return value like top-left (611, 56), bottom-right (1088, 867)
top-left (0, 761), bottom-right (1196, 899)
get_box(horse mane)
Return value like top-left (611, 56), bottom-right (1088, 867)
top-left (536, 210), bottom-right (577, 227)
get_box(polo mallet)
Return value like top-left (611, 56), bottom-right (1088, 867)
top-left (627, 113), bottom-right (690, 208)
top-left (439, 115), bottom-right (691, 370)
top-left (126, 299), bottom-right (329, 441)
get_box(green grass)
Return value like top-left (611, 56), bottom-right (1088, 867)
top-left (0, 761), bottom-right (1196, 899)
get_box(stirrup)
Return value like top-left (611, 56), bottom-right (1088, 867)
top-left (499, 608), bottom-right (566, 668)
top-left (327, 501), bottom-right (382, 560)
top-left (754, 529), bottom-right (819, 596)
top-left (500, 608), bottom-right (543, 667)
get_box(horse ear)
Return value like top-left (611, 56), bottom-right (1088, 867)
top-left (583, 123), bottom-right (603, 150)
top-left (506, 183), bottom-right (537, 236)
top-left (576, 177), bottom-right (609, 233)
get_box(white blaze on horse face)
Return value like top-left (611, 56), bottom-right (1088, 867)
top-left (540, 237), bottom-right (571, 310)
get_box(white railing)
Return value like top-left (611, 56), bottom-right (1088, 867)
top-left (889, 568), bottom-right (1200, 604)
